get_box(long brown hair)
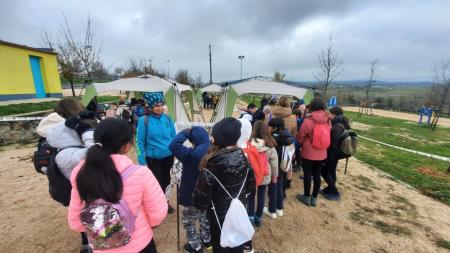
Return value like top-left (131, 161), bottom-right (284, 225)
top-left (251, 120), bottom-right (276, 148)
top-left (199, 144), bottom-right (221, 170)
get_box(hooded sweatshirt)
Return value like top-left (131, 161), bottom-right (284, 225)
top-left (250, 138), bottom-right (278, 185)
top-left (272, 106), bottom-right (297, 138)
top-left (297, 110), bottom-right (331, 161)
top-left (36, 112), bottom-right (65, 137)
top-left (46, 123), bottom-right (94, 179)
top-left (236, 118), bottom-right (252, 149)
top-left (169, 127), bottom-right (210, 206)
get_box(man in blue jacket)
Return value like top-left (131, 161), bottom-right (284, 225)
top-left (136, 92), bottom-right (176, 212)
top-left (169, 127), bottom-right (212, 253)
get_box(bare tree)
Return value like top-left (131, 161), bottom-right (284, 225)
top-left (42, 30), bottom-right (82, 97)
top-left (175, 69), bottom-right (194, 85)
top-left (432, 61), bottom-right (450, 113)
top-left (273, 71), bottom-right (286, 81)
top-left (314, 34), bottom-right (343, 98)
top-left (60, 14), bottom-right (101, 83)
top-left (114, 67), bottom-right (124, 77)
top-left (359, 60), bottom-right (379, 116)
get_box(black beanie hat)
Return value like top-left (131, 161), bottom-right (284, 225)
top-left (212, 117), bottom-right (242, 148)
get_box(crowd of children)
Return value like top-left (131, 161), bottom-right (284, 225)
top-left (36, 93), bottom-right (351, 253)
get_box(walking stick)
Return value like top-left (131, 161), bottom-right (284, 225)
top-left (344, 157), bottom-right (349, 174)
top-left (176, 183), bottom-right (180, 251)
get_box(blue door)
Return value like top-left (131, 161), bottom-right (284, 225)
top-left (29, 56), bottom-right (46, 98)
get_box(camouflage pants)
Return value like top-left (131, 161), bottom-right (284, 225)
top-left (182, 205), bottom-right (211, 250)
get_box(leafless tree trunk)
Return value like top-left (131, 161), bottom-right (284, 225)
top-left (432, 61), bottom-right (450, 113)
top-left (359, 60), bottom-right (378, 117)
top-left (314, 34), bottom-right (343, 98)
top-left (273, 71), bottom-right (286, 81)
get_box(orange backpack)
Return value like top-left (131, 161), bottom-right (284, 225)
top-left (243, 141), bottom-right (269, 187)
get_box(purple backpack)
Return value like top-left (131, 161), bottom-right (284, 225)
top-left (80, 165), bottom-right (141, 250)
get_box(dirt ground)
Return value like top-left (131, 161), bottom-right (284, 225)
top-left (1, 143), bottom-right (449, 253)
top-left (343, 107), bottom-right (450, 127)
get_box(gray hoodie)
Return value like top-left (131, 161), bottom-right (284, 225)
top-left (46, 123), bottom-right (94, 180)
top-left (250, 138), bottom-right (279, 185)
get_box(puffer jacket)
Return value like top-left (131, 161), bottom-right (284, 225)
top-left (193, 147), bottom-right (256, 221)
top-left (328, 115), bottom-right (351, 161)
top-left (169, 127), bottom-right (210, 206)
top-left (250, 138), bottom-right (278, 185)
top-left (272, 106), bottom-right (297, 137)
top-left (297, 110), bottom-right (331, 161)
top-left (36, 112), bottom-right (65, 137)
top-left (68, 155), bottom-right (168, 253)
top-left (272, 129), bottom-right (294, 166)
top-left (46, 123), bottom-right (94, 180)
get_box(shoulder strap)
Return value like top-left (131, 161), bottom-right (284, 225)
top-left (204, 168), bottom-right (249, 200)
top-left (121, 165), bottom-right (141, 182)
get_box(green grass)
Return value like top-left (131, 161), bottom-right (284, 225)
top-left (436, 239), bottom-right (450, 250)
top-left (0, 95), bottom-right (120, 116)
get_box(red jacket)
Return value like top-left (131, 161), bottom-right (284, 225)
top-left (297, 110), bottom-right (331, 161)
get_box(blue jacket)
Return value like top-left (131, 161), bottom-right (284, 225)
top-left (169, 127), bottom-right (210, 206)
top-left (136, 113), bottom-right (176, 164)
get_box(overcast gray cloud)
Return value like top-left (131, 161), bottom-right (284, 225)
top-left (1, 0), bottom-right (450, 82)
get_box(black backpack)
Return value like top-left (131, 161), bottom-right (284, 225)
top-left (33, 137), bottom-right (56, 175)
top-left (46, 148), bottom-right (73, 206)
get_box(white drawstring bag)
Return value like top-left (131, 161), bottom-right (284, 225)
top-left (205, 168), bottom-right (254, 248)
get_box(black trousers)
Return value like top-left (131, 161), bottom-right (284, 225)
top-left (208, 212), bottom-right (244, 253)
top-left (146, 156), bottom-right (174, 193)
top-left (139, 239), bottom-right (157, 253)
top-left (321, 158), bottom-right (339, 194)
top-left (302, 158), bottom-right (323, 198)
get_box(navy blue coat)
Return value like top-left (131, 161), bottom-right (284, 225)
top-left (169, 127), bottom-right (210, 206)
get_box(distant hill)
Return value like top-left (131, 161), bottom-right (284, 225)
top-left (288, 80), bottom-right (432, 88)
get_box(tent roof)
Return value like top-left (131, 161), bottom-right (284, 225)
top-left (92, 75), bottom-right (173, 93)
top-left (166, 79), bottom-right (192, 92)
top-left (231, 79), bottom-right (308, 98)
top-left (201, 84), bottom-right (222, 93)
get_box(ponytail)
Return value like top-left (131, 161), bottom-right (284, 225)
top-left (76, 118), bottom-right (132, 204)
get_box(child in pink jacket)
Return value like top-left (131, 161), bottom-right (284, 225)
top-left (68, 118), bottom-right (168, 253)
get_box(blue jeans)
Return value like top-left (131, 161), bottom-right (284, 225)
top-left (247, 185), bottom-right (267, 218)
top-left (268, 170), bottom-right (285, 213)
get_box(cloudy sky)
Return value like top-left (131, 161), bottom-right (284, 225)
top-left (1, 0), bottom-right (450, 82)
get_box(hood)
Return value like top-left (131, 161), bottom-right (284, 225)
top-left (236, 118), bottom-right (252, 148)
top-left (46, 122), bottom-right (83, 149)
top-left (332, 115), bottom-right (350, 129)
top-left (36, 112), bottom-right (65, 137)
top-left (189, 126), bottom-right (210, 145)
top-left (250, 138), bottom-right (269, 152)
top-left (272, 106), bottom-right (292, 118)
top-left (310, 110), bottom-right (329, 124)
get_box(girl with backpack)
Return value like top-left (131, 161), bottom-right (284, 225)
top-left (296, 97), bottom-right (331, 207)
top-left (246, 120), bottom-right (278, 227)
top-left (169, 127), bottom-right (212, 253)
top-left (136, 92), bottom-right (177, 213)
top-left (193, 117), bottom-right (256, 253)
top-left (264, 118), bottom-right (293, 219)
top-left (68, 118), bottom-right (168, 253)
top-left (321, 106), bottom-right (350, 201)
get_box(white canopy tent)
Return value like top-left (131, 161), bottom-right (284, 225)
top-left (201, 84), bottom-right (222, 93)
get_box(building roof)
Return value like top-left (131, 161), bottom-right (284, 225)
top-left (0, 40), bottom-right (57, 55)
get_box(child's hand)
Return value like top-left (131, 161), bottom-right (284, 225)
top-left (271, 176), bottom-right (277, 184)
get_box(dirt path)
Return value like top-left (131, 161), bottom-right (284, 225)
top-left (1, 144), bottom-right (449, 253)
top-left (343, 107), bottom-right (450, 127)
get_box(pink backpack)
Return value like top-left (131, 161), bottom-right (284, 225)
top-left (311, 122), bottom-right (331, 150)
top-left (80, 165), bottom-right (141, 250)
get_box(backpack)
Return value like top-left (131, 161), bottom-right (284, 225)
top-left (243, 141), bottom-right (269, 187)
top-left (80, 165), bottom-right (141, 250)
top-left (205, 168), bottom-right (254, 248)
top-left (33, 137), bottom-right (56, 175)
top-left (280, 144), bottom-right (295, 172)
top-left (311, 122), bottom-right (331, 150)
top-left (337, 124), bottom-right (358, 158)
top-left (135, 105), bottom-right (145, 117)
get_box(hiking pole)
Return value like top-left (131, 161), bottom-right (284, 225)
top-left (176, 183), bottom-right (180, 251)
top-left (344, 158), bottom-right (349, 174)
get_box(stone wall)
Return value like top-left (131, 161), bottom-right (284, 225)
top-left (0, 120), bottom-right (40, 145)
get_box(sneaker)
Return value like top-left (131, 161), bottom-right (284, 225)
top-left (324, 192), bottom-right (341, 201)
top-left (254, 216), bottom-right (262, 227)
top-left (243, 241), bottom-right (254, 253)
top-left (201, 240), bottom-right (212, 251)
top-left (263, 207), bottom-right (277, 219)
top-left (276, 209), bottom-right (283, 217)
top-left (319, 187), bottom-right (330, 195)
top-left (168, 204), bottom-right (175, 214)
top-left (296, 194), bottom-right (311, 206)
top-left (184, 243), bottom-right (203, 253)
top-left (80, 245), bottom-right (93, 253)
top-left (248, 215), bottom-right (255, 224)
top-left (311, 197), bottom-right (318, 207)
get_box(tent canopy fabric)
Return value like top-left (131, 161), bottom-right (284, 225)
top-left (92, 75), bottom-right (173, 94)
top-left (231, 79), bottom-right (307, 98)
top-left (201, 84), bottom-right (222, 93)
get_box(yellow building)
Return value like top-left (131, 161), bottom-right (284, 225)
top-left (0, 40), bottom-right (62, 101)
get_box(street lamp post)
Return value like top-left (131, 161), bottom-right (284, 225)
top-left (238, 55), bottom-right (245, 80)
top-left (166, 60), bottom-right (170, 78)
